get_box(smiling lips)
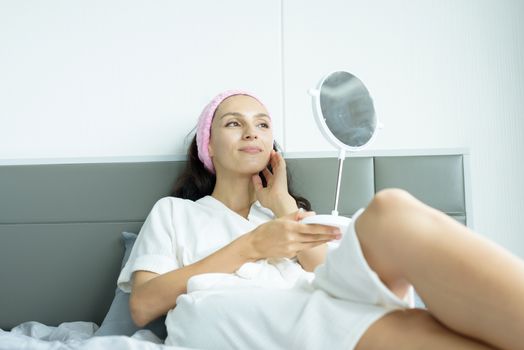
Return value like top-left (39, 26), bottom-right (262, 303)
top-left (239, 146), bottom-right (262, 154)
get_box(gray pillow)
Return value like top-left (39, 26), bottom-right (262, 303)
top-left (94, 231), bottom-right (167, 339)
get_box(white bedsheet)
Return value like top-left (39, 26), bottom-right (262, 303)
top-left (0, 321), bottom-right (196, 350)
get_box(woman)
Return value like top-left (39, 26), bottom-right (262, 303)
top-left (117, 90), bottom-right (524, 349)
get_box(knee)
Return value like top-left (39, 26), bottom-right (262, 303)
top-left (355, 189), bottom-right (413, 240)
top-left (357, 188), bottom-right (437, 246)
top-left (368, 188), bottom-right (416, 215)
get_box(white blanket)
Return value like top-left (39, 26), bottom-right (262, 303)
top-left (0, 321), bottom-right (196, 350)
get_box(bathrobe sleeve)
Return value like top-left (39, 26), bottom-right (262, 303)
top-left (117, 197), bottom-right (180, 292)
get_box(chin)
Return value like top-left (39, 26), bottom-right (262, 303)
top-left (236, 162), bottom-right (266, 175)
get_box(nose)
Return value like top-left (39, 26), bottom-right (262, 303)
top-left (242, 125), bottom-right (258, 140)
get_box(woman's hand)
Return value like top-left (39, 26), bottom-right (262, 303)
top-left (252, 150), bottom-right (297, 217)
top-left (246, 209), bottom-right (341, 260)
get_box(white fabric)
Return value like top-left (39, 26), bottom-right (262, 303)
top-left (118, 196), bottom-right (414, 350)
top-left (313, 208), bottom-right (415, 307)
top-left (0, 321), bottom-right (193, 350)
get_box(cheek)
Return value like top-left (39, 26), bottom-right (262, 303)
top-left (263, 132), bottom-right (274, 149)
top-left (209, 133), bottom-right (234, 158)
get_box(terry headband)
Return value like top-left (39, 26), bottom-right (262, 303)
top-left (196, 90), bottom-right (271, 174)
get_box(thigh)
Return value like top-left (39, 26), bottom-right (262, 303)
top-left (355, 308), bottom-right (494, 350)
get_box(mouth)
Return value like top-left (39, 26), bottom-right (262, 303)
top-left (238, 146), bottom-right (263, 154)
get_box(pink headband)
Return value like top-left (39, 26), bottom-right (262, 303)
top-left (196, 90), bottom-right (270, 174)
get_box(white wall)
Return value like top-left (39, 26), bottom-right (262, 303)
top-left (283, 0), bottom-right (524, 257)
top-left (0, 0), bottom-right (283, 158)
top-left (1, 1), bottom-right (523, 257)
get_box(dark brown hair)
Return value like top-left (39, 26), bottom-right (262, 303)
top-left (171, 135), bottom-right (311, 211)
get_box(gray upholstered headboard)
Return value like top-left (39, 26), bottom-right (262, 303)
top-left (0, 149), bottom-right (471, 330)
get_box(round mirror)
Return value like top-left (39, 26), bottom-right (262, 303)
top-left (310, 71), bottom-right (379, 151)
top-left (307, 70), bottom-right (382, 217)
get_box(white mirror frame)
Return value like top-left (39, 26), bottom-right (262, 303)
top-left (308, 70), bottom-right (384, 216)
top-left (308, 70), bottom-right (384, 158)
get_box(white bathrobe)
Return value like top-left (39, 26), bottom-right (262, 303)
top-left (118, 196), bottom-right (413, 350)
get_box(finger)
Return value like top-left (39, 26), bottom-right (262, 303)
top-left (295, 209), bottom-right (316, 221)
top-left (298, 232), bottom-right (340, 242)
top-left (297, 220), bottom-right (342, 233)
top-left (269, 149), bottom-right (277, 167)
top-left (284, 221), bottom-right (340, 240)
top-left (294, 240), bottom-right (331, 252)
top-left (272, 150), bottom-right (285, 169)
top-left (280, 210), bottom-right (314, 222)
top-left (262, 168), bottom-right (273, 182)
top-left (252, 174), bottom-right (263, 191)
top-left (275, 154), bottom-right (288, 175)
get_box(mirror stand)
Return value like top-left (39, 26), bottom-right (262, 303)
top-left (332, 149), bottom-right (345, 216)
top-left (301, 71), bottom-right (381, 236)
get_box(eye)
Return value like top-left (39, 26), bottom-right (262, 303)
top-left (225, 121), bottom-right (240, 127)
top-left (257, 122), bottom-right (270, 129)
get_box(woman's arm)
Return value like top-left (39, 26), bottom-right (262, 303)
top-left (130, 232), bottom-right (254, 327)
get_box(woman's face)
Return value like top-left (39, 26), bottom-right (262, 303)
top-left (208, 95), bottom-right (273, 176)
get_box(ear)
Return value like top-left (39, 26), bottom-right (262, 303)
top-left (208, 143), bottom-right (214, 157)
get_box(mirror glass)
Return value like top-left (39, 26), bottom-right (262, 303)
top-left (318, 71), bottom-right (377, 149)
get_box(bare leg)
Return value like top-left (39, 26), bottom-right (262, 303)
top-left (355, 189), bottom-right (524, 350)
top-left (356, 308), bottom-right (496, 350)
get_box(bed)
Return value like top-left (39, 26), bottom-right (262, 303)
top-left (0, 148), bottom-right (472, 349)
